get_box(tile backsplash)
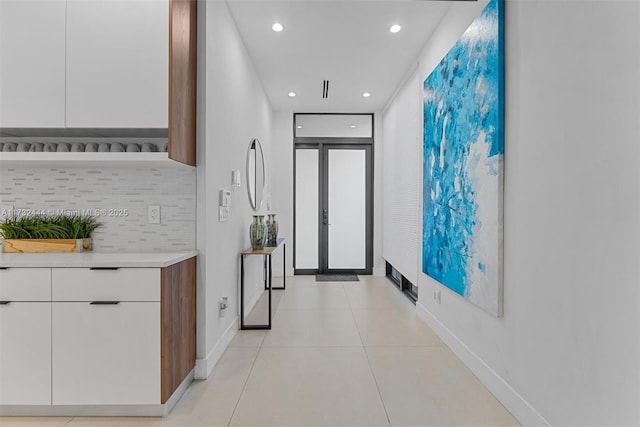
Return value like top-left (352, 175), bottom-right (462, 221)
top-left (0, 165), bottom-right (196, 252)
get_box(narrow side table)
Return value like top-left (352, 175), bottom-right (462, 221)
top-left (240, 238), bottom-right (285, 330)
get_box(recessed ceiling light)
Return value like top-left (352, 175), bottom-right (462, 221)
top-left (272, 23), bottom-right (284, 32)
top-left (363, 92), bottom-right (371, 98)
top-left (389, 24), bottom-right (402, 34)
top-left (288, 92), bottom-right (296, 97)
top-left (296, 125), bottom-right (302, 129)
top-left (350, 125), bottom-right (357, 129)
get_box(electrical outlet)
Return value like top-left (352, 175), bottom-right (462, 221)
top-left (219, 206), bottom-right (229, 222)
top-left (219, 297), bottom-right (229, 317)
top-left (231, 169), bottom-right (241, 187)
top-left (148, 205), bottom-right (161, 224)
top-left (219, 189), bottom-right (231, 207)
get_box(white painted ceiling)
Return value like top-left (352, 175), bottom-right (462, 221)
top-left (226, 1), bottom-right (452, 113)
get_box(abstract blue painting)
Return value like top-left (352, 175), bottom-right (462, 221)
top-left (422, 0), bottom-right (504, 316)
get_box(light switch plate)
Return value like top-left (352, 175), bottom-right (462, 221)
top-left (148, 205), bottom-right (161, 224)
top-left (219, 206), bottom-right (229, 222)
top-left (219, 189), bottom-right (231, 207)
top-left (231, 169), bottom-right (241, 187)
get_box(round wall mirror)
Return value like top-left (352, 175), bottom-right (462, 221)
top-left (246, 138), bottom-right (265, 211)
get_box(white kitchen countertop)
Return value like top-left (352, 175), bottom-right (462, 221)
top-left (0, 251), bottom-right (198, 268)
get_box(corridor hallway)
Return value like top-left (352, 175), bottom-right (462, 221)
top-left (4, 276), bottom-right (520, 427)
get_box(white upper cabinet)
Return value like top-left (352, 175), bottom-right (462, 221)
top-left (0, 0), bottom-right (66, 127)
top-left (65, 0), bottom-right (168, 128)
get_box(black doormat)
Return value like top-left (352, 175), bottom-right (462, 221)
top-left (315, 274), bottom-right (359, 282)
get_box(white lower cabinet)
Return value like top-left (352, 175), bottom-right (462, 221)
top-left (0, 268), bottom-right (51, 301)
top-left (0, 260), bottom-right (196, 413)
top-left (0, 268), bottom-right (52, 405)
top-left (52, 301), bottom-right (160, 405)
top-left (0, 302), bottom-right (52, 405)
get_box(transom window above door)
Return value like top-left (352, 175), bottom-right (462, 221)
top-left (294, 114), bottom-right (373, 138)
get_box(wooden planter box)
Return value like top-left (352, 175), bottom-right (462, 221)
top-left (3, 238), bottom-right (92, 253)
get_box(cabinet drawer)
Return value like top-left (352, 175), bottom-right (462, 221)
top-left (0, 268), bottom-right (51, 301)
top-left (52, 268), bottom-right (159, 302)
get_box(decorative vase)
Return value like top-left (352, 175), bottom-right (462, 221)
top-left (249, 215), bottom-right (267, 250)
top-left (266, 213), bottom-right (278, 247)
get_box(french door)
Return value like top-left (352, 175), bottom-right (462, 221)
top-left (295, 142), bottom-right (373, 275)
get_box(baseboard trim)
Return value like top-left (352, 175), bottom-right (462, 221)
top-left (415, 302), bottom-right (550, 427)
top-left (162, 368), bottom-right (194, 416)
top-left (194, 316), bottom-right (238, 379)
top-left (0, 404), bottom-right (166, 417)
top-left (0, 372), bottom-right (194, 418)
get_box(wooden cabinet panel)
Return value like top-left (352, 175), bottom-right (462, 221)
top-left (168, 0), bottom-right (197, 166)
top-left (161, 257), bottom-right (196, 403)
top-left (0, 0), bottom-right (66, 127)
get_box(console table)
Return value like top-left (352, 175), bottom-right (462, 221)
top-left (240, 238), bottom-right (285, 330)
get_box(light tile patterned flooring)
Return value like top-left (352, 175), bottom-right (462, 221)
top-left (0, 276), bottom-right (519, 427)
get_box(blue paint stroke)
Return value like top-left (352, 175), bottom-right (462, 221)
top-left (422, 0), bottom-right (504, 298)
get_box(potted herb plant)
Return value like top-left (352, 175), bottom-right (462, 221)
top-left (0, 214), bottom-right (100, 253)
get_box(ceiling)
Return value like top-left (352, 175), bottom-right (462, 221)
top-left (226, 1), bottom-right (452, 113)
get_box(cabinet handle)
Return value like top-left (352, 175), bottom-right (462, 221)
top-left (89, 301), bottom-right (120, 305)
top-left (0, 267), bottom-right (8, 270)
top-left (0, 301), bottom-right (11, 305)
top-left (89, 267), bottom-right (119, 271)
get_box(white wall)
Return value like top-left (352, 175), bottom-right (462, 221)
top-left (381, 69), bottom-right (421, 285)
top-left (270, 112), bottom-right (294, 276)
top-left (384, 1), bottom-right (640, 425)
top-left (196, 0), bottom-right (274, 377)
top-left (372, 113), bottom-right (384, 276)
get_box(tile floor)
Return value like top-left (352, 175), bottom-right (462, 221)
top-left (0, 275), bottom-right (519, 427)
